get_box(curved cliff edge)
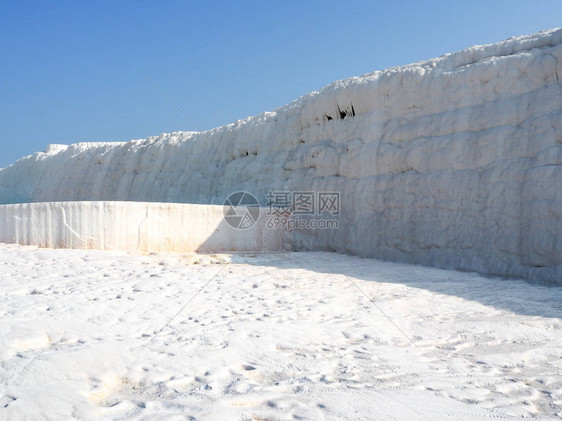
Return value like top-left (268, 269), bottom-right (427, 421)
top-left (1, 28), bottom-right (561, 283)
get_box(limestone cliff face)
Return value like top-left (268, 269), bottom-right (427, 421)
top-left (1, 29), bottom-right (561, 282)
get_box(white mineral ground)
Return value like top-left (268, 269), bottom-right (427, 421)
top-left (1, 244), bottom-right (561, 420)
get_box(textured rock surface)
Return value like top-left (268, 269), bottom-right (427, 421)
top-left (1, 29), bottom-right (561, 282)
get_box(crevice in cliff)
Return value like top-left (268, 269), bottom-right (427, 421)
top-left (324, 103), bottom-right (356, 123)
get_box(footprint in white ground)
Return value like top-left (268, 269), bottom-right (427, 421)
top-left (5, 333), bottom-right (50, 358)
top-left (1, 395), bottom-right (17, 408)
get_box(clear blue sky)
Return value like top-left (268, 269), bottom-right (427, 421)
top-left (1, 0), bottom-right (560, 168)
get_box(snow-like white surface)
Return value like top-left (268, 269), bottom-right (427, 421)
top-left (0, 29), bottom-right (561, 282)
top-left (1, 244), bottom-right (561, 419)
top-left (0, 202), bottom-right (286, 253)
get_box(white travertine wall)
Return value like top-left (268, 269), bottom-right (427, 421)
top-left (0, 202), bottom-right (286, 253)
top-left (0, 29), bottom-right (561, 282)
